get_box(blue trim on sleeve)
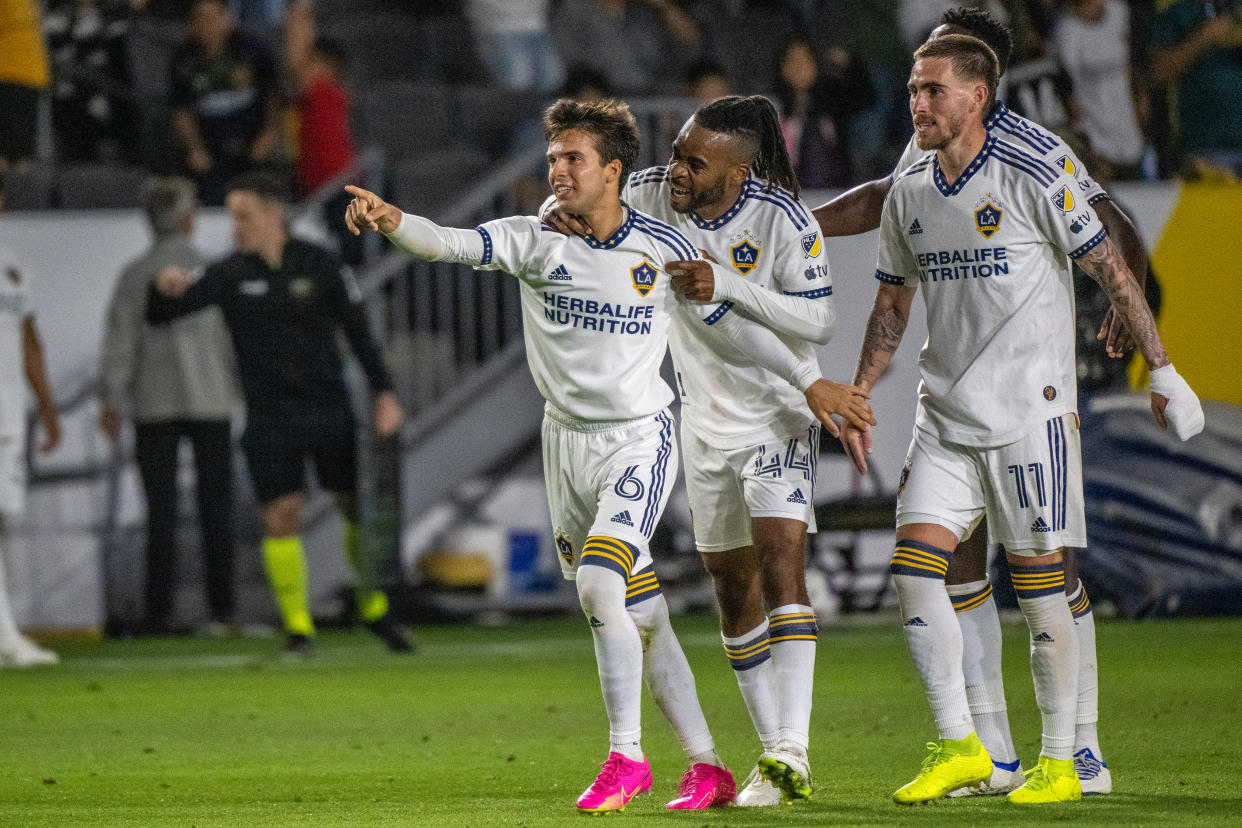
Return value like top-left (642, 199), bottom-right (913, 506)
top-left (703, 300), bottom-right (734, 325)
top-left (784, 286), bottom-right (833, 298)
top-left (475, 226), bottom-right (493, 265)
top-left (1069, 227), bottom-right (1107, 259)
top-left (875, 269), bottom-right (904, 285)
top-left (991, 141), bottom-right (1057, 187)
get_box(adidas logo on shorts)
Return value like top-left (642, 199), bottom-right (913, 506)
top-left (905, 616), bottom-right (928, 627)
top-left (610, 510), bottom-right (634, 527)
top-left (1031, 516), bottom-right (1052, 532)
top-left (1033, 632), bottom-right (1055, 642)
top-left (786, 488), bottom-right (807, 504)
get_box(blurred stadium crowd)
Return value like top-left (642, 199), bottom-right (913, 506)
top-left (2, 0), bottom-right (1240, 217)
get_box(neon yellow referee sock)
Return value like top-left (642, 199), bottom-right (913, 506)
top-left (262, 536), bottom-right (314, 636)
top-left (343, 521), bottom-right (388, 622)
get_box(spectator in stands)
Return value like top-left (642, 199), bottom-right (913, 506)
top-left (0, 0), bottom-right (50, 169)
top-left (467, 0), bottom-right (563, 93)
top-left (1149, 0), bottom-right (1242, 176)
top-left (147, 170), bottom-right (410, 659)
top-left (551, 0), bottom-right (699, 95)
top-left (683, 58), bottom-right (731, 103)
top-left (43, 0), bottom-right (141, 164)
top-left (98, 177), bottom-right (241, 637)
top-left (170, 0), bottom-right (281, 205)
top-left (1054, 0), bottom-right (1147, 181)
top-left (292, 38), bottom-right (362, 266)
top-left (774, 37), bottom-right (871, 189)
top-left (0, 169), bottom-right (60, 667)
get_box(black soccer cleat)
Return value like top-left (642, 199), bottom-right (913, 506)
top-left (365, 615), bottom-right (415, 653)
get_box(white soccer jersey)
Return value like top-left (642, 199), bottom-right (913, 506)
top-left (473, 209), bottom-right (701, 422)
top-left (877, 133), bottom-right (1106, 447)
top-left (624, 168), bottom-right (832, 447)
top-left (0, 246), bottom-right (32, 437)
top-left (891, 101), bottom-right (1109, 207)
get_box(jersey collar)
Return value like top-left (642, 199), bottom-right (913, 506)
top-left (984, 100), bottom-right (1009, 132)
top-left (688, 181), bottom-right (748, 230)
top-left (932, 134), bottom-right (996, 197)
top-left (583, 206), bottom-right (635, 249)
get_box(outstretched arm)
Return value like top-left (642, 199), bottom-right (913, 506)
top-left (345, 185), bottom-right (485, 264)
top-left (668, 260), bottom-right (836, 343)
top-left (840, 282), bottom-right (916, 474)
top-left (1076, 235), bottom-right (1203, 439)
top-left (811, 176), bottom-right (892, 238)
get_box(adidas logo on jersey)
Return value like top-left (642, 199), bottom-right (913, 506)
top-left (1033, 632), bottom-right (1054, 642)
top-left (908, 218), bottom-right (923, 235)
top-left (786, 488), bottom-right (807, 504)
top-left (610, 511), bottom-right (634, 527)
top-left (905, 616), bottom-right (928, 627)
top-left (1031, 516), bottom-right (1052, 532)
top-left (548, 264), bottom-right (572, 281)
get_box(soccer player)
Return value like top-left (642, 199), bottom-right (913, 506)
top-left (0, 171), bottom-right (61, 667)
top-left (344, 98), bottom-right (870, 813)
top-left (843, 34), bottom-right (1202, 804)
top-left (543, 94), bottom-right (862, 806)
top-left (147, 170), bottom-right (411, 659)
top-left (813, 6), bottom-right (1151, 796)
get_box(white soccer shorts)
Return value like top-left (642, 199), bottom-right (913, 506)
top-left (541, 406), bottom-right (678, 580)
top-left (895, 413), bottom-right (1086, 554)
top-left (0, 431), bottom-right (26, 519)
top-left (682, 423), bottom-right (819, 553)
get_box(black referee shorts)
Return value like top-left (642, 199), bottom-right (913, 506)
top-left (241, 408), bottom-right (358, 504)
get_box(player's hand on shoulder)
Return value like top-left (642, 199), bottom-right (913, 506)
top-left (804, 380), bottom-right (875, 439)
top-left (344, 185), bottom-right (401, 236)
top-left (1149, 364), bottom-right (1205, 441)
top-left (155, 265), bottom-right (192, 297)
top-left (666, 259), bottom-right (715, 301)
top-left (541, 203), bottom-right (592, 237)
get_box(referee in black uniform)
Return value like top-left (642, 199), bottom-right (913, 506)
top-left (147, 170), bottom-right (409, 657)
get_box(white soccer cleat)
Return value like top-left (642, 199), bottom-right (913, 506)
top-left (758, 746), bottom-right (813, 802)
top-left (735, 763), bottom-right (784, 807)
top-left (945, 760), bottom-right (1024, 797)
top-left (1074, 747), bottom-right (1112, 795)
top-left (0, 635), bottom-right (59, 667)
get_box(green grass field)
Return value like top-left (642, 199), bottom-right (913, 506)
top-left (2, 613), bottom-right (1239, 826)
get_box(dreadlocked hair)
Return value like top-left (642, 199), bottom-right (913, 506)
top-left (693, 94), bottom-right (800, 197)
top-left (941, 6), bottom-right (1012, 75)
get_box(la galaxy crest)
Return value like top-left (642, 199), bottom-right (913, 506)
top-left (555, 532), bottom-right (574, 565)
top-left (630, 259), bottom-right (657, 297)
top-left (731, 239), bottom-right (759, 274)
top-left (973, 195), bottom-right (1003, 239)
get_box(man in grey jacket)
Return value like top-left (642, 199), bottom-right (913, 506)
top-left (98, 177), bottom-right (241, 635)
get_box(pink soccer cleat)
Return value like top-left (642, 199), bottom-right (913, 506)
top-left (665, 763), bottom-right (736, 810)
top-left (575, 752), bottom-right (653, 813)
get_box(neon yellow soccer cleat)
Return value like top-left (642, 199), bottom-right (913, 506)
top-left (892, 733), bottom-right (992, 805)
top-left (1007, 755), bottom-right (1083, 804)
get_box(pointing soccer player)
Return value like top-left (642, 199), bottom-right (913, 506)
top-left (346, 98), bottom-right (870, 813)
top-left (844, 34), bottom-right (1201, 805)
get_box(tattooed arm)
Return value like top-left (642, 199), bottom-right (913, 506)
top-left (1075, 235), bottom-right (1167, 371)
top-left (1077, 235), bottom-right (1204, 439)
top-left (841, 282), bottom-right (917, 474)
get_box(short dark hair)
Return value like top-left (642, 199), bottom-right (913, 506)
top-left (225, 169), bottom-right (290, 204)
top-left (940, 6), bottom-right (1013, 76)
top-left (693, 94), bottom-right (799, 196)
top-left (543, 98), bottom-right (640, 183)
top-left (914, 33), bottom-right (1000, 107)
top-left (144, 176), bottom-right (197, 237)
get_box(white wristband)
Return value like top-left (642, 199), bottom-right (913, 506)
top-left (1149, 364), bottom-right (1205, 441)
